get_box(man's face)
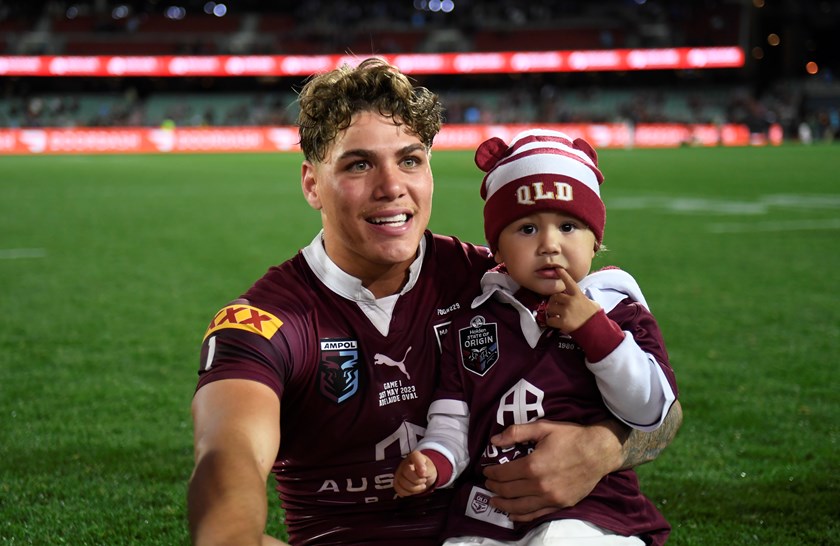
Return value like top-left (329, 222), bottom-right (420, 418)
top-left (301, 111), bottom-right (434, 295)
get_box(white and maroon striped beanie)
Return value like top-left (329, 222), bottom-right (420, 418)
top-left (476, 129), bottom-right (606, 252)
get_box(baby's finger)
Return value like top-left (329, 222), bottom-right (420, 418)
top-left (407, 451), bottom-right (428, 478)
top-left (556, 268), bottom-right (581, 295)
top-left (394, 470), bottom-right (422, 493)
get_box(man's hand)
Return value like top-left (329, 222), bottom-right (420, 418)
top-left (482, 402), bottom-right (683, 522)
top-left (482, 420), bottom-right (626, 522)
top-left (544, 268), bottom-right (601, 334)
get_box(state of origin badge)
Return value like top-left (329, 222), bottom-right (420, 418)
top-left (458, 316), bottom-right (499, 376)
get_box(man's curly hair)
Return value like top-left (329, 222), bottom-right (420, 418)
top-left (297, 57), bottom-right (443, 163)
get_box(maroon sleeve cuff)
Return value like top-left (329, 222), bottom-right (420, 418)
top-left (421, 449), bottom-right (453, 490)
top-left (569, 309), bottom-right (625, 362)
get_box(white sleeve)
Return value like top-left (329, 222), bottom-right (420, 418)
top-left (586, 331), bottom-right (676, 432)
top-left (416, 398), bottom-right (470, 488)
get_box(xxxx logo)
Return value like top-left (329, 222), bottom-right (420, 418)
top-left (203, 305), bottom-right (283, 341)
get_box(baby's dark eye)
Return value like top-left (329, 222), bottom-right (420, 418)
top-left (519, 224), bottom-right (537, 235)
top-left (560, 223), bottom-right (576, 233)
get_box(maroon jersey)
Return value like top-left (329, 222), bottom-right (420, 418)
top-left (435, 294), bottom-right (676, 545)
top-left (196, 231), bottom-right (493, 545)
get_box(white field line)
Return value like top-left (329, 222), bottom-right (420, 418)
top-left (707, 218), bottom-right (840, 234)
top-left (0, 248), bottom-right (47, 259)
top-left (608, 194), bottom-right (840, 215)
top-left (607, 194), bottom-right (840, 234)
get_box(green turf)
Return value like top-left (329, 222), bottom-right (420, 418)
top-left (1, 145), bottom-right (838, 545)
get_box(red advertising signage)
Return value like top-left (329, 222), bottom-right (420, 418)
top-left (0, 47), bottom-right (744, 77)
top-left (0, 123), bottom-right (781, 156)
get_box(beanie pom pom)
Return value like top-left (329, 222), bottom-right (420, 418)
top-left (573, 137), bottom-right (598, 165)
top-left (573, 137), bottom-right (604, 183)
top-left (475, 137), bottom-right (510, 172)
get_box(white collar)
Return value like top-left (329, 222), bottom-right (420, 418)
top-left (578, 268), bottom-right (649, 312)
top-left (301, 231), bottom-right (426, 335)
top-left (470, 267), bottom-right (648, 349)
top-left (472, 271), bottom-right (545, 349)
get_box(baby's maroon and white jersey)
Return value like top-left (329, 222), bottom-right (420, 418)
top-left (431, 279), bottom-right (677, 545)
top-left (196, 231), bottom-right (493, 546)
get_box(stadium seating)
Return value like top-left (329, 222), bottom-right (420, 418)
top-left (0, 0), bottom-right (835, 140)
top-left (1, 1), bottom-right (743, 56)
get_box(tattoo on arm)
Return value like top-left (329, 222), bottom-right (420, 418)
top-left (621, 401), bottom-right (683, 469)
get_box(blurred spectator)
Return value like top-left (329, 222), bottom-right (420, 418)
top-left (0, 0), bottom-right (835, 136)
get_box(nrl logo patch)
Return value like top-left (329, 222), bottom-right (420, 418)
top-left (471, 489), bottom-right (491, 514)
top-left (459, 316), bottom-right (499, 376)
top-left (465, 485), bottom-right (513, 529)
top-left (318, 339), bottom-right (361, 404)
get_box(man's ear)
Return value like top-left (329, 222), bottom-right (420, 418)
top-left (301, 161), bottom-right (322, 210)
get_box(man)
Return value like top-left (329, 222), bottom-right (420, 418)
top-left (188, 58), bottom-right (682, 546)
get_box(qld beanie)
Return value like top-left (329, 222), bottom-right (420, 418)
top-left (476, 129), bottom-right (605, 252)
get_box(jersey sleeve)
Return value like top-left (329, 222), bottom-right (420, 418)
top-left (415, 312), bottom-right (472, 488)
top-left (579, 299), bottom-right (677, 431)
top-left (417, 398), bottom-right (470, 488)
top-left (196, 303), bottom-right (292, 398)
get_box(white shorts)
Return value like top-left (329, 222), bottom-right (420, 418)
top-left (442, 519), bottom-right (646, 546)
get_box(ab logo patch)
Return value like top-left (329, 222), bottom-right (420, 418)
top-left (318, 339), bottom-right (361, 404)
top-left (459, 316), bottom-right (499, 376)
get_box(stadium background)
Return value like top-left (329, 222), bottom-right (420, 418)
top-left (1, 1), bottom-right (839, 545)
top-left (0, 0), bottom-right (838, 143)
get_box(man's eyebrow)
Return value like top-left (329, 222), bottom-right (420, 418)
top-left (336, 149), bottom-right (373, 161)
top-left (399, 143), bottom-right (427, 155)
top-left (336, 144), bottom-right (426, 162)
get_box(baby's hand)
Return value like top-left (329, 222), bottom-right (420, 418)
top-left (394, 450), bottom-right (438, 497)
top-left (545, 268), bottom-right (601, 334)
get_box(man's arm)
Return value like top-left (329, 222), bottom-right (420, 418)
top-left (483, 400), bottom-right (683, 522)
top-left (621, 399), bottom-right (683, 469)
top-left (188, 379), bottom-right (288, 546)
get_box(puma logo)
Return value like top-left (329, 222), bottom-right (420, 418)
top-left (373, 347), bottom-right (412, 379)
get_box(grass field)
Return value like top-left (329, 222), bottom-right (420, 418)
top-left (1, 145), bottom-right (838, 545)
